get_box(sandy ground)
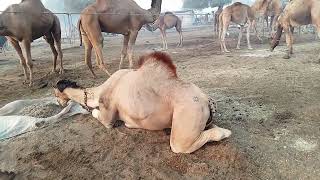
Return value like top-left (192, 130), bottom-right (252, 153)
top-left (0, 27), bottom-right (320, 179)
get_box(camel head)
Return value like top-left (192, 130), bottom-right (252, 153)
top-left (53, 80), bottom-right (80, 107)
top-left (270, 23), bottom-right (283, 51)
top-left (148, 0), bottom-right (163, 22)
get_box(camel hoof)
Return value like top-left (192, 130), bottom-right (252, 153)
top-left (222, 129), bottom-right (232, 139)
top-left (225, 50), bottom-right (231, 53)
top-left (28, 82), bottom-right (33, 87)
top-left (236, 47), bottom-right (241, 50)
top-left (92, 109), bottom-right (100, 118)
top-left (283, 55), bottom-right (290, 59)
top-left (248, 47), bottom-right (253, 50)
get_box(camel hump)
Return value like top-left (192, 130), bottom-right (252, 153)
top-left (138, 51), bottom-right (177, 77)
top-left (233, 2), bottom-right (243, 6)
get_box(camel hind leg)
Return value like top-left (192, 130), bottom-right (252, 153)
top-left (219, 13), bottom-right (231, 53)
top-left (44, 34), bottom-right (58, 73)
top-left (85, 20), bottom-right (111, 76)
top-left (83, 34), bottom-right (97, 77)
top-left (176, 21), bottom-right (183, 47)
top-left (236, 26), bottom-right (243, 49)
top-left (7, 38), bottom-right (28, 81)
top-left (51, 16), bottom-right (64, 74)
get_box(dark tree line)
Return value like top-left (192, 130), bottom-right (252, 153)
top-left (183, 0), bottom-right (232, 9)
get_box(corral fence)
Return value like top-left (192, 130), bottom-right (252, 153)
top-left (0, 11), bottom-right (317, 53)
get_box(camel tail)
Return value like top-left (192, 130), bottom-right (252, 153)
top-left (77, 19), bottom-right (83, 47)
top-left (270, 24), bottom-right (283, 51)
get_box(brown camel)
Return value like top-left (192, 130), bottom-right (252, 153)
top-left (145, 12), bottom-right (183, 50)
top-left (263, 0), bottom-right (282, 35)
top-left (53, 51), bottom-right (231, 153)
top-left (214, 6), bottom-right (223, 35)
top-left (0, 0), bottom-right (63, 86)
top-left (78, 0), bottom-right (162, 77)
top-left (218, 0), bottom-right (271, 52)
top-left (270, 0), bottom-right (320, 60)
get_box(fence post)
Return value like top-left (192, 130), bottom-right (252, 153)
top-left (67, 13), bottom-right (72, 44)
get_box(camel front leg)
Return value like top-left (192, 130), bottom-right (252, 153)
top-left (283, 27), bottom-right (293, 59)
top-left (92, 101), bottom-right (116, 129)
top-left (236, 26), bottom-right (243, 49)
top-left (181, 126), bottom-right (232, 154)
top-left (128, 31), bottom-right (138, 68)
top-left (22, 39), bottom-right (33, 86)
top-left (8, 38), bottom-right (28, 82)
top-left (119, 35), bottom-right (129, 70)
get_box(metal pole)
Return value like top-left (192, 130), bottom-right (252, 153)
top-left (67, 13), bottom-right (72, 44)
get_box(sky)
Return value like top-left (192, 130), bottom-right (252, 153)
top-left (0, 0), bottom-right (183, 12)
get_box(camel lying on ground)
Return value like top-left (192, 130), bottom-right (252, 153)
top-left (145, 12), bottom-right (183, 50)
top-left (0, 0), bottom-right (63, 86)
top-left (270, 0), bottom-right (320, 60)
top-left (219, 0), bottom-right (271, 52)
top-left (53, 52), bottom-right (231, 153)
top-left (78, 0), bottom-right (162, 77)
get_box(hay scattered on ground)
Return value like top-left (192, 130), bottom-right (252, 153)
top-left (20, 103), bottom-right (63, 118)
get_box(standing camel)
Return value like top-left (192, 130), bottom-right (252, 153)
top-left (270, 0), bottom-right (320, 60)
top-left (145, 12), bottom-right (183, 50)
top-left (0, 0), bottom-right (63, 86)
top-left (263, 0), bottom-right (282, 36)
top-left (219, 0), bottom-right (271, 52)
top-left (78, 0), bottom-right (162, 77)
top-left (214, 6), bottom-right (223, 35)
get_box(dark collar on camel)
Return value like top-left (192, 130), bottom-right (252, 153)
top-left (82, 88), bottom-right (94, 112)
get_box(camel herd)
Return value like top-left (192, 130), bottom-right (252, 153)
top-left (1, 0), bottom-right (320, 153)
top-left (1, 0), bottom-right (319, 86)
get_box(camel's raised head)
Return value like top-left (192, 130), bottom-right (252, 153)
top-left (53, 79), bottom-right (80, 107)
top-left (270, 24), bottom-right (283, 52)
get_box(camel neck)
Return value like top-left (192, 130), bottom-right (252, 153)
top-left (64, 87), bottom-right (101, 108)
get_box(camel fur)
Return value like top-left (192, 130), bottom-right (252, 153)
top-left (78, 0), bottom-right (162, 77)
top-left (53, 52), bottom-right (231, 153)
top-left (145, 12), bottom-right (183, 50)
top-left (0, 0), bottom-right (63, 86)
top-left (270, 0), bottom-right (320, 60)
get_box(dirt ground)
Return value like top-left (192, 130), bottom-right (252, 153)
top-left (0, 27), bottom-right (320, 179)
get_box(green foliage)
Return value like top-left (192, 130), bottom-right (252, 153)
top-left (183, 0), bottom-right (232, 9)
